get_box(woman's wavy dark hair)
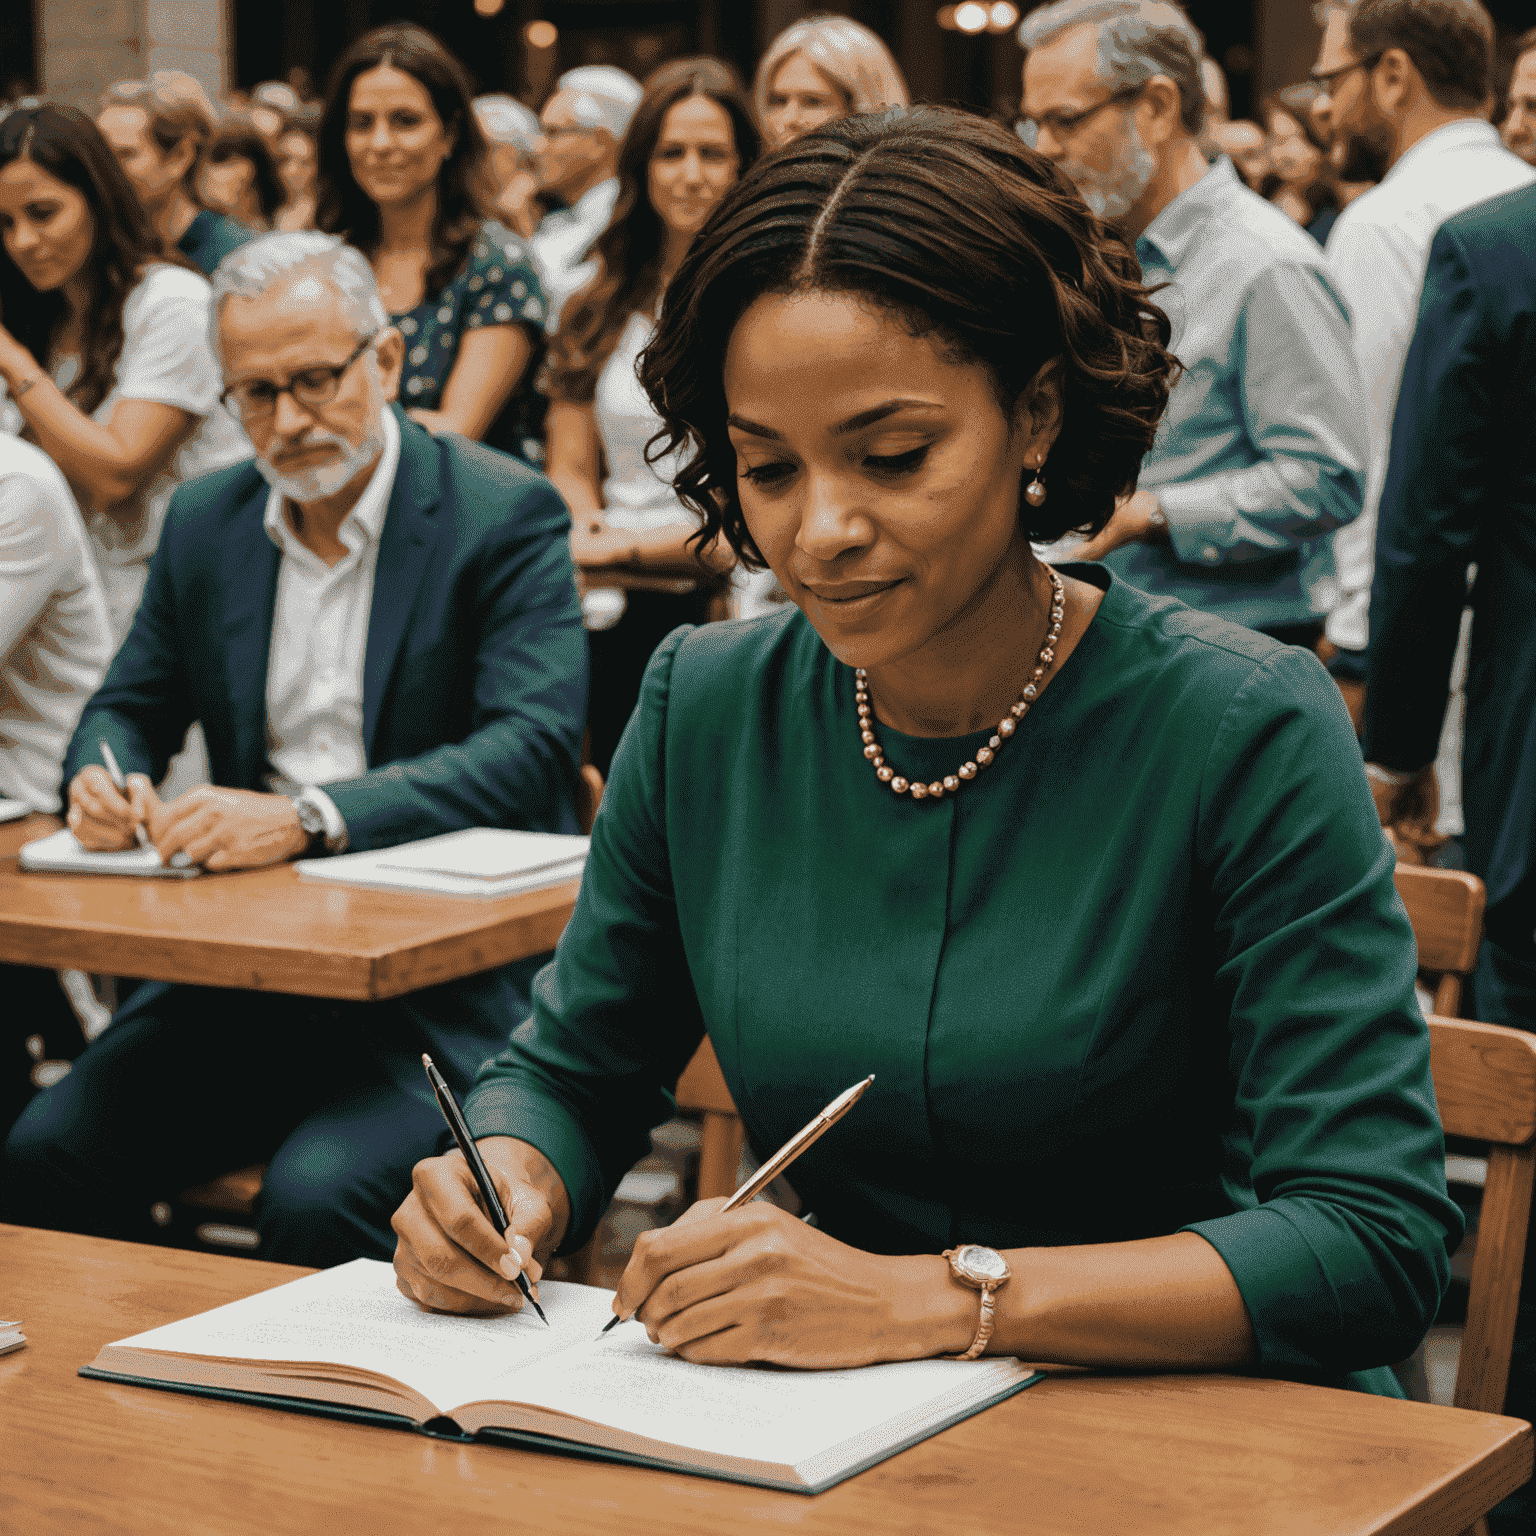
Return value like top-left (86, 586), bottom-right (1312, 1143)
top-left (316, 22), bottom-right (488, 299)
top-left (0, 104), bottom-right (188, 417)
top-left (543, 57), bottom-right (760, 404)
top-left (638, 106), bottom-right (1178, 558)
top-left (207, 119), bottom-right (285, 226)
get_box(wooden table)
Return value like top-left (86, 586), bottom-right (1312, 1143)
top-left (2, 1225), bottom-right (1529, 1535)
top-left (0, 815), bottom-right (578, 999)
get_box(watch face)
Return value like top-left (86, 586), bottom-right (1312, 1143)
top-left (957, 1245), bottom-right (1009, 1282)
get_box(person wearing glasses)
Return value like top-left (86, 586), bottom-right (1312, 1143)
top-left (530, 66), bottom-right (644, 330)
top-left (0, 104), bottom-right (251, 644)
top-left (0, 232), bottom-right (587, 1267)
top-left (1310, 0), bottom-right (1532, 766)
top-left (1017, 0), bottom-right (1367, 655)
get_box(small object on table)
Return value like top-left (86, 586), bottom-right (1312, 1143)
top-left (421, 1052), bottom-right (547, 1325)
top-left (600, 1073), bottom-right (875, 1335)
top-left (0, 1321), bottom-right (26, 1355)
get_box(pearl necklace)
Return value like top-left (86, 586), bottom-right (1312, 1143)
top-left (854, 565), bottom-right (1066, 800)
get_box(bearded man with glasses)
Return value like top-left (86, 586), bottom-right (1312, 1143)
top-left (0, 232), bottom-right (586, 1268)
top-left (1018, 0), bottom-right (1368, 651)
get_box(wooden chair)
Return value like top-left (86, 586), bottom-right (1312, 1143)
top-left (674, 1036), bottom-right (744, 1201)
top-left (1428, 1015), bottom-right (1536, 1536)
top-left (183, 766), bottom-right (609, 1241)
top-left (1396, 864), bottom-right (1486, 1017)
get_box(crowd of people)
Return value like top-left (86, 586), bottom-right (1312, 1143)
top-left (1, 1), bottom-right (1534, 1527)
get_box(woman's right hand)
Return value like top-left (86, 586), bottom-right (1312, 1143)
top-left (391, 1139), bottom-right (560, 1316)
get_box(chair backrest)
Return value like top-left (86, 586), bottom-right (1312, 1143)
top-left (1396, 864), bottom-right (1486, 1016)
top-left (675, 1036), bottom-right (744, 1203)
top-left (1427, 1015), bottom-right (1536, 1415)
top-left (575, 764), bottom-right (605, 836)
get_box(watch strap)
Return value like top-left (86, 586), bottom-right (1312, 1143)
top-left (948, 1283), bottom-right (999, 1361)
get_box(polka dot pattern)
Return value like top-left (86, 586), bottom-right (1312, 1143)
top-left (389, 220), bottom-right (547, 429)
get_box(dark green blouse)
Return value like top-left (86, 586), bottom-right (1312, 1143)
top-left (464, 566), bottom-right (1462, 1388)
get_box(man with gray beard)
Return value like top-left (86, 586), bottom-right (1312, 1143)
top-left (0, 233), bottom-right (586, 1266)
top-left (1019, 0), bottom-right (1368, 647)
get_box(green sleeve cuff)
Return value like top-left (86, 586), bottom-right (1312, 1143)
top-left (1182, 1207), bottom-right (1340, 1373)
top-left (462, 1079), bottom-right (608, 1257)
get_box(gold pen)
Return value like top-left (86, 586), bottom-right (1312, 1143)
top-left (600, 1073), bottom-right (874, 1335)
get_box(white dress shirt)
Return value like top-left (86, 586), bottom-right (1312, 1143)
top-left (1324, 120), bottom-right (1534, 654)
top-left (263, 409), bottom-right (400, 841)
top-left (0, 437), bottom-right (113, 811)
top-left (530, 177), bottom-right (620, 332)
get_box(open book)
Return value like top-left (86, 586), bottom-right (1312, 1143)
top-left (296, 828), bottom-right (588, 899)
top-left (19, 828), bottom-right (200, 878)
top-left (83, 1259), bottom-right (1039, 1493)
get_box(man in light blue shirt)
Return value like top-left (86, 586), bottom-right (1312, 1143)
top-left (1020, 0), bottom-right (1368, 640)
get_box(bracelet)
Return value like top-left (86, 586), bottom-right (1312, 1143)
top-left (1365, 762), bottom-right (1426, 789)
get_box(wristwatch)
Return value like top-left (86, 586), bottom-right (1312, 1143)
top-left (1145, 497), bottom-right (1169, 539)
top-left (942, 1244), bottom-right (1012, 1360)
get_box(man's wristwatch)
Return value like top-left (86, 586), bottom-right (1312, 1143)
top-left (942, 1244), bottom-right (1012, 1360)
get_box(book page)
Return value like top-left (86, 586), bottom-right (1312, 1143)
top-left (473, 1320), bottom-right (1023, 1467)
top-left (106, 1260), bottom-right (615, 1415)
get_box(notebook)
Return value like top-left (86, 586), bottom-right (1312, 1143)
top-left (18, 828), bottom-right (201, 878)
top-left (0, 798), bottom-right (31, 823)
top-left (296, 828), bottom-right (588, 899)
top-left (82, 1259), bottom-right (1039, 1493)
top-left (0, 1321), bottom-right (25, 1356)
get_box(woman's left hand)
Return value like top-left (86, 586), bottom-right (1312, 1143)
top-left (612, 1199), bottom-right (960, 1368)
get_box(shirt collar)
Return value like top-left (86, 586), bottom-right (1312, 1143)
top-left (1383, 118), bottom-right (1503, 185)
top-left (263, 405), bottom-right (401, 560)
top-left (1135, 156), bottom-right (1240, 271)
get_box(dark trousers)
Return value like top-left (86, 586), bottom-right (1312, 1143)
top-left (585, 587), bottom-right (714, 778)
top-left (1467, 938), bottom-right (1536, 1535)
top-left (0, 980), bottom-right (448, 1267)
top-left (2, 964), bottom-right (88, 1147)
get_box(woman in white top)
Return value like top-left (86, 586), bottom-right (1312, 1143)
top-left (754, 15), bottom-right (909, 150)
top-left (0, 104), bottom-right (249, 643)
top-left (543, 59), bottom-right (761, 775)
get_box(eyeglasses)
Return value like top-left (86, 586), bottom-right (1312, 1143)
top-left (539, 122), bottom-right (599, 141)
top-left (1017, 85), bottom-right (1145, 149)
top-left (220, 332), bottom-right (379, 425)
top-left (1307, 53), bottom-right (1383, 97)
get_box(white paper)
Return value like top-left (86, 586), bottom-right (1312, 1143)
top-left (18, 828), bottom-right (198, 878)
top-left (0, 798), bottom-right (32, 823)
top-left (110, 1260), bottom-right (610, 1414)
top-left (375, 828), bottom-right (590, 880)
top-left (502, 1322), bottom-right (1018, 1465)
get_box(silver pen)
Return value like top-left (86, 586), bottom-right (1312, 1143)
top-left (98, 740), bottom-right (153, 853)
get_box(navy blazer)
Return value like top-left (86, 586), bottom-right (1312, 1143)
top-left (1364, 184), bottom-right (1536, 960)
top-left (63, 407), bottom-right (587, 1087)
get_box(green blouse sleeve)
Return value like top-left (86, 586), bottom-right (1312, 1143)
top-left (1179, 644), bottom-right (1462, 1375)
top-left (462, 627), bottom-right (705, 1252)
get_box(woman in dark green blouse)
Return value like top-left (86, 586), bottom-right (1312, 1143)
top-left (392, 108), bottom-right (1461, 1391)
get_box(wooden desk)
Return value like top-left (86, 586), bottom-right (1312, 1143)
top-left (2, 1225), bottom-right (1529, 1535)
top-left (0, 816), bottom-right (578, 1000)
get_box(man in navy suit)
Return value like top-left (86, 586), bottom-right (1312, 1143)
top-left (0, 233), bottom-right (586, 1266)
top-left (1363, 184), bottom-right (1536, 1533)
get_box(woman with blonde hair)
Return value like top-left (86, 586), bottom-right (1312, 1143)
top-left (754, 14), bottom-right (909, 148)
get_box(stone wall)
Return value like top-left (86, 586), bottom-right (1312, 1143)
top-left (39, 0), bottom-right (230, 106)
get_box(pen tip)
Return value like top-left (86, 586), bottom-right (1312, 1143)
top-left (600, 1312), bottom-right (622, 1334)
top-left (421, 1053), bottom-right (433, 1068)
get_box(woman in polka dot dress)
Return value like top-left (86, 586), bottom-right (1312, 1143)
top-left (316, 22), bottom-right (546, 460)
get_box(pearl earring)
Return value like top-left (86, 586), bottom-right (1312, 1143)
top-left (1025, 462), bottom-right (1047, 508)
